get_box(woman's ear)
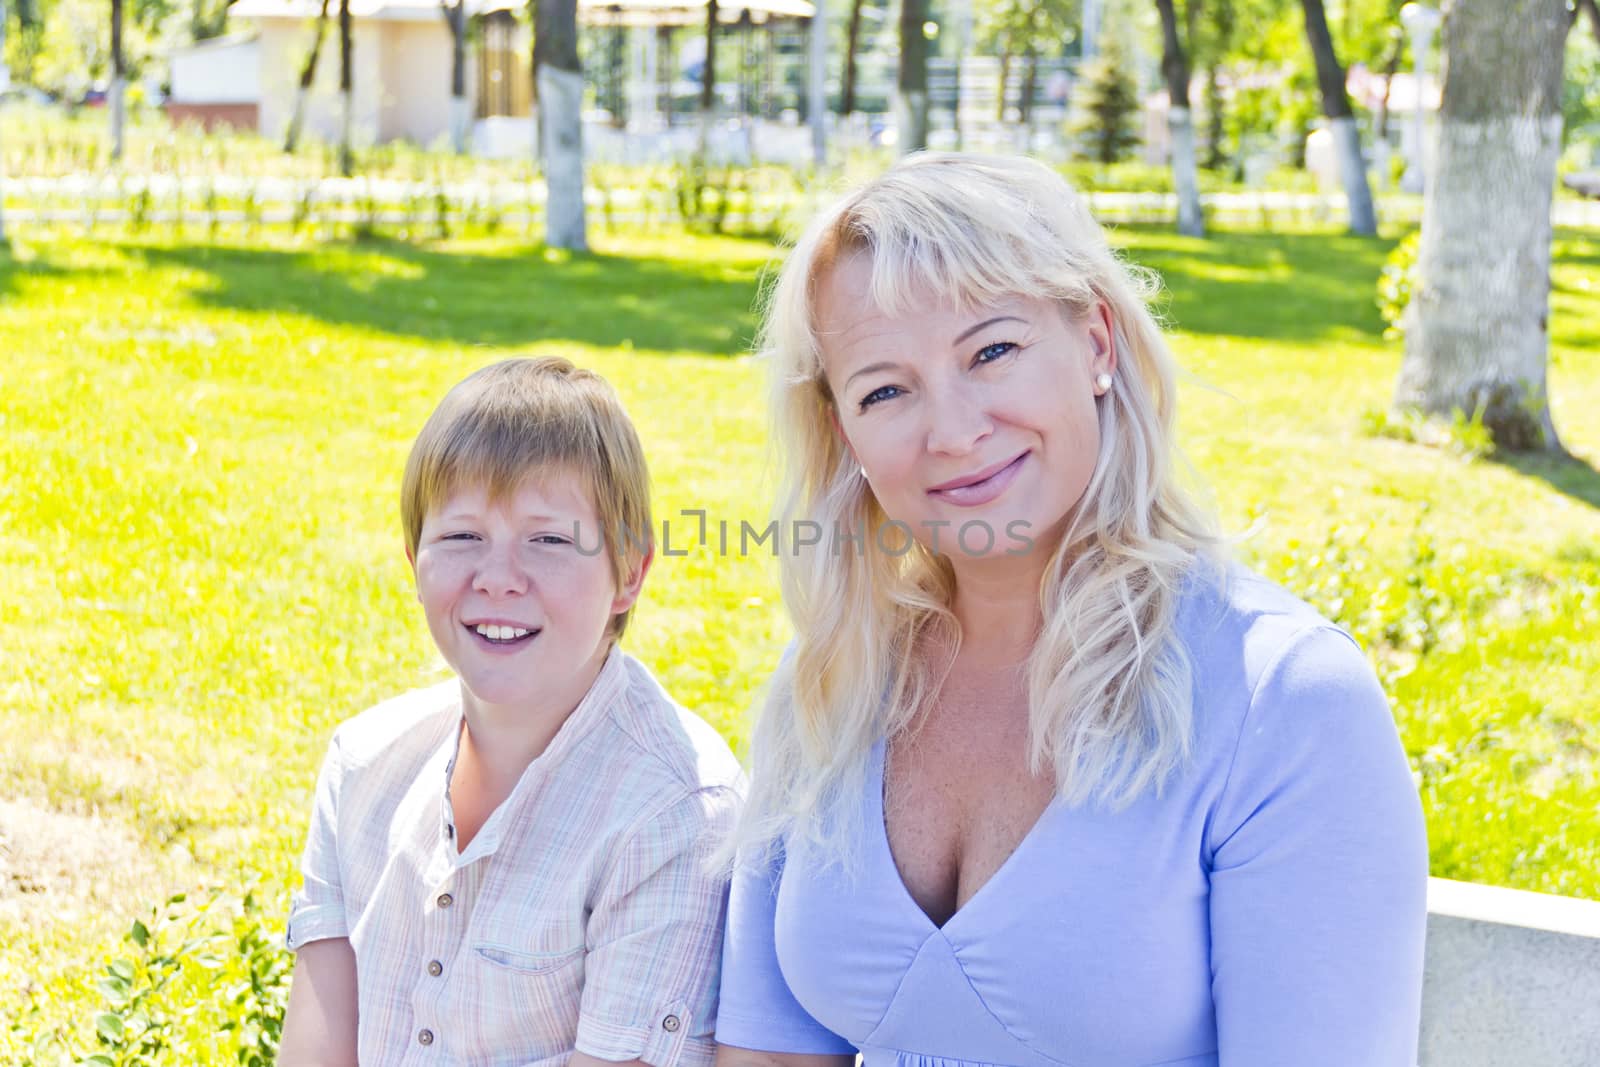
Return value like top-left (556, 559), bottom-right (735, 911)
top-left (1088, 300), bottom-right (1118, 381)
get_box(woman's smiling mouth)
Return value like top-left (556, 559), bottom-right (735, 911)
top-left (927, 451), bottom-right (1030, 507)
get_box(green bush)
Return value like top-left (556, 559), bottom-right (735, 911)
top-left (11, 892), bottom-right (294, 1066)
top-left (1377, 228), bottom-right (1422, 339)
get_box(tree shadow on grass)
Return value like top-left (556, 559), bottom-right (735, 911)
top-left (0, 243), bottom-right (74, 302)
top-left (1115, 227), bottom-right (1395, 344)
top-left (127, 236), bottom-right (767, 355)
top-left (1492, 449), bottom-right (1600, 511)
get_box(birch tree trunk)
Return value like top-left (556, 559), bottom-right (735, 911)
top-left (1395, 0), bottom-right (1566, 452)
top-left (841, 0), bottom-right (864, 116)
top-left (897, 0), bottom-right (929, 152)
top-left (0, 0), bottom-right (7, 245)
top-left (1155, 0), bottom-right (1202, 236)
top-left (536, 0), bottom-right (587, 250)
top-left (338, 0), bottom-right (353, 176)
top-left (284, 0), bottom-right (331, 153)
top-left (1299, 0), bottom-right (1376, 234)
top-left (110, 0), bottom-right (126, 161)
top-left (444, 0), bottom-right (469, 153)
top-left (698, 0), bottom-right (717, 156)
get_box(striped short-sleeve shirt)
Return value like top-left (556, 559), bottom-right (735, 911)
top-left (287, 646), bottom-right (744, 1066)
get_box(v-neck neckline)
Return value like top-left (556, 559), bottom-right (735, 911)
top-left (870, 737), bottom-right (1062, 938)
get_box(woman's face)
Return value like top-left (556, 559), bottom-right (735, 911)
top-left (817, 250), bottom-right (1116, 564)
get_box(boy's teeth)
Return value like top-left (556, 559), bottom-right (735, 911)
top-left (474, 624), bottom-right (531, 641)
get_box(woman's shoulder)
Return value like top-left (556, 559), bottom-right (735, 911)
top-left (1176, 558), bottom-right (1365, 702)
top-left (1174, 560), bottom-right (1395, 766)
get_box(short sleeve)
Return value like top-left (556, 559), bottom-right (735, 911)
top-left (1207, 625), bottom-right (1428, 1065)
top-left (714, 843), bottom-right (857, 1056)
top-left (286, 734), bottom-right (350, 951)
top-left (576, 786), bottom-right (742, 1067)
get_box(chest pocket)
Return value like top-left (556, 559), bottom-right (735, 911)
top-left (468, 930), bottom-right (586, 1051)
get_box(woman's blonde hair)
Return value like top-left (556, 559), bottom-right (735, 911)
top-left (400, 356), bottom-right (653, 639)
top-left (736, 153), bottom-right (1221, 867)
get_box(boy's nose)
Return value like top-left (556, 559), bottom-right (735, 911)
top-left (472, 547), bottom-right (530, 597)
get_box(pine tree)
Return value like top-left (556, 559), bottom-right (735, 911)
top-left (1070, 36), bottom-right (1142, 164)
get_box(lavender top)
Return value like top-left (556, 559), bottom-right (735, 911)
top-left (717, 565), bottom-right (1428, 1066)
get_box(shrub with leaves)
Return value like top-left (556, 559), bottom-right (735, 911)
top-left (1377, 229), bottom-right (1422, 339)
top-left (75, 891), bottom-right (292, 1067)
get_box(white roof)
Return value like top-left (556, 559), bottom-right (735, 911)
top-left (165, 31), bottom-right (260, 57)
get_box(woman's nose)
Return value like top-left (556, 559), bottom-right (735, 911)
top-left (923, 379), bottom-right (994, 457)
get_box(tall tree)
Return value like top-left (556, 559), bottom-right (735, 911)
top-left (1576, 0), bottom-right (1600, 44)
top-left (697, 0), bottom-right (718, 154)
top-left (338, 0), bottom-right (353, 176)
top-left (190, 0), bottom-right (239, 39)
top-left (283, 0), bottom-right (331, 153)
top-left (1395, 0), bottom-right (1567, 451)
top-left (535, 0), bottom-right (586, 249)
top-left (1298, 0), bottom-right (1377, 233)
top-left (1069, 31), bottom-right (1141, 163)
top-left (1154, 0), bottom-right (1203, 235)
top-left (1, 0), bottom-right (8, 246)
top-left (442, 0), bottom-right (469, 153)
top-left (898, 0), bottom-right (929, 151)
top-left (977, 0), bottom-right (1078, 129)
top-left (110, 0), bottom-right (126, 160)
top-left (841, 0), bottom-right (866, 116)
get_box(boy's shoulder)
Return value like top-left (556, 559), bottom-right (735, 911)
top-left (595, 652), bottom-right (745, 799)
top-left (328, 680), bottom-right (460, 772)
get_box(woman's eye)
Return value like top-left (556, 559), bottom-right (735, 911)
top-left (859, 384), bottom-right (902, 411)
top-left (442, 532), bottom-right (479, 542)
top-left (531, 534), bottom-right (571, 546)
top-left (975, 341), bottom-right (1018, 364)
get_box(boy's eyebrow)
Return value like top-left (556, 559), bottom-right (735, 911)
top-left (438, 509), bottom-right (575, 523)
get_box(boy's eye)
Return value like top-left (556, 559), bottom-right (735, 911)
top-left (975, 341), bottom-right (1018, 364)
top-left (858, 384), bottom-right (903, 411)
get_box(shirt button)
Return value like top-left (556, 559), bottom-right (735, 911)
top-left (418, 1028), bottom-right (434, 1046)
top-left (427, 959), bottom-right (443, 977)
top-left (661, 1014), bottom-right (681, 1033)
top-left (436, 892), bottom-right (453, 909)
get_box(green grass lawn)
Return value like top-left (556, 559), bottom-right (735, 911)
top-left (1, 224), bottom-right (1597, 1061)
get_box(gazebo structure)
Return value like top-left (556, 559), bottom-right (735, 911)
top-left (230, 0), bottom-right (815, 155)
top-left (478, 0), bottom-right (815, 133)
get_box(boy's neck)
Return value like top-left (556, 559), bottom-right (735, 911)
top-left (449, 641), bottom-right (614, 847)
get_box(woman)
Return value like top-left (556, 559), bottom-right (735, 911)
top-left (714, 154), bottom-right (1427, 1066)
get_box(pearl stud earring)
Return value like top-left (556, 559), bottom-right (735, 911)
top-left (1095, 373), bottom-right (1114, 393)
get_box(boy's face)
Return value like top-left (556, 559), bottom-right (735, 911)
top-left (412, 472), bottom-right (641, 718)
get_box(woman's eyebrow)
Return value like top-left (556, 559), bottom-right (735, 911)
top-left (953, 315), bottom-right (1026, 345)
top-left (844, 360), bottom-right (900, 390)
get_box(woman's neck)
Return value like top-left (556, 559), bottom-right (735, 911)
top-left (948, 558), bottom-right (1048, 667)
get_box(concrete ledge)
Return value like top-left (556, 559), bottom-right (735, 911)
top-left (1421, 877), bottom-right (1600, 1066)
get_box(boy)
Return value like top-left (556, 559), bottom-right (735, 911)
top-left (280, 357), bottom-right (743, 1067)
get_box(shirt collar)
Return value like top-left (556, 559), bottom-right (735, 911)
top-left (435, 643), bottom-right (630, 863)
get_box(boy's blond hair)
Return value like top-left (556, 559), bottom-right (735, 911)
top-left (401, 357), bottom-right (653, 639)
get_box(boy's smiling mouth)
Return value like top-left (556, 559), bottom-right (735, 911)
top-left (466, 622), bottom-right (541, 648)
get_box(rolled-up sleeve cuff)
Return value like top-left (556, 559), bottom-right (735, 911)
top-left (285, 903), bottom-right (347, 951)
top-left (714, 1011), bottom-right (858, 1057)
top-left (578, 1000), bottom-right (710, 1067)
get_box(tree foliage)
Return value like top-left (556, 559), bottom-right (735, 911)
top-left (1070, 31), bottom-right (1142, 162)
